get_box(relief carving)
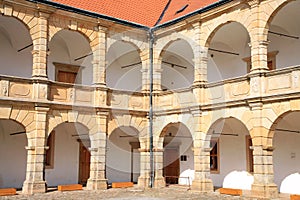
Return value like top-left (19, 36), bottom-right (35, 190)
top-left (10, 83), bottom-right (31, 98)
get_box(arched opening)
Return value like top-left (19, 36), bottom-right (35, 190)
top-left (106, 126), bottom-right (140, 184)
top-left (272, 111), bottom-right (300, 194)
top-left (0, 15), bottom-right (32, 78)
top-left (267, 1), bottom-right (300, 70)
top-left (0, 119), bottom-right (27, 189)
top-left (107, 41), bottom-right (142, 91)
top-left (159, 123), bottom-right (194, 185)
top-left (160, 39), bottom-right (194, 90)
top-left (207, 22), bottom-right (250, 83)
top-left (207, 117), bottom-right (252, 188)
top-left (48, 30), bottom-right (93, 85)
top-left (45, 122), bottom-right (91, 186)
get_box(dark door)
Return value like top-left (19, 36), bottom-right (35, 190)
top-left (163, 147), bottom-right (179, 184)
top-left (79, 142), bottom-right (90, 185)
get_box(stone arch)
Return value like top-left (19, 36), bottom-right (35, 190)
top-left (264, 0), bottom-right (294, 34)
top-left (47, 110), bottom-right (95, 136)
top-left (49, 17), bottom-right (94, 43)
top-left (206, 116), bottom-right (249, 143)
top-left (107, 32), bottom-right (147, 55)
top-left (0, 105), bottom-right (35, 134)
top-left (155, 114), bottom-right (194, 141)
top-left (156, 34), bottom-right (196, 61)
top-left (204, 20), bottom-right (251, 48)
top-left (0, 5), bottom-right (37, 42)
top-left (108, 115), bottom-right (146, 138)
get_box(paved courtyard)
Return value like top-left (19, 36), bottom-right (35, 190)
top-left (0, 186), bottom-right (284, 200)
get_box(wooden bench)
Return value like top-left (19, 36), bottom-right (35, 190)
top-left (111, 182), bottom-right (134, 188)
top-left (219, 188), bottom-right (242, 196)
top-left (58, 184), bottom-right (82, 191)
top-left (291, 195), bottom-right (300, 200)
top-left (0, 188), bottom-right (16, 196)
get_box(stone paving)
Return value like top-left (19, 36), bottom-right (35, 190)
top-left (0, 186), bottom-right (283, 200)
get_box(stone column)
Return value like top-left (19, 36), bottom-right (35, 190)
top-left (87, 111), bottom-right (108, 190)
top-left (92, 26), bottom-right (107, 86)
top-left (153, 148), bottom-right (165, 188)
top-left (193, 22), bottom-right (208, 85)
top-left (31, 12), bottom-right (49, 79)
top-left (250, 40), bottom-right (269, 73)
top-left (249, 103), bottom-right (278, 198)
top-left (248, 0), bottom-right (269, 73)
top-left (137, 148), bottom-right (151, 188)
top-left (22, 106), bottom-right (49, 194)
top-left (191, 110), bottom-right (214, 192)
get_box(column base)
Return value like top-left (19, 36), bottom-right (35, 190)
top-left (22, 180), bottom-right (47, 195)
top-left (154, 177), bottom-right (165, 188)
top-left (191, 179), bottom-right (214, 192)
top-left (251, 183), bottom-right (278, 198)
top-left (87, 179), bottom-right (107, 190)
top-left (137, 176), bottom-right (150, 188)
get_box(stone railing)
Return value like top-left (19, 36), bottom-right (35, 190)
top-left (206, 76), bottom-right (250, 105)
top-left (0, 66), bottom-right (300, 111)
top-left (264, 65), bottom-right (300, 97)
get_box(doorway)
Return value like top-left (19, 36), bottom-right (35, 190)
top-left (163, 147), bottom-right (179, 184)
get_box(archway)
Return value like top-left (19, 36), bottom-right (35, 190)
top-left (0, 15), bottom-right (32, 78)
top-left (207, 22), bottom-right (250, 83)
top-left (106, 126), bottom-right (140, 184)
top-left (45, 122), bottom-right (91, 186)
top-left (267, 1), bottom-right (300, 70)
top-left (272, 111), bottom-right (300, 194)
top-left (48, 30), bottom-right (93, 85)
top-left (159, 122), bottom-right (194, 185)
top-left (107, 41), bottom-right (142, 91)
top-left (0, 119), bottom-right (26, 189)
top-left (160, 39), bottom-right (194, 91)
top-left (207, 117), bottom-right (252, 187)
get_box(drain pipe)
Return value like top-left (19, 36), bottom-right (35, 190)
top-left (149, 28), bottom-right (154, 188)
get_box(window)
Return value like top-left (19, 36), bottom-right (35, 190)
top-left (45, 131), bottom-right (55, 168)
top-left (243, 51), bottom-right (279, 73)
top-left (210, 138), bottom-right (219, 173)
top-left (54, 62), bottom-right (81, 84)
top-left (246, 135), bottom-right (254, 173)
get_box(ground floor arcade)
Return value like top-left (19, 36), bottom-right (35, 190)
top-left (0, 99), bottom-right (299, 198)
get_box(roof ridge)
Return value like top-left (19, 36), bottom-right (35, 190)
top-left (154, 0), bottom-right (172, 27)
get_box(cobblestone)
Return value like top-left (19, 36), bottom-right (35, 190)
top-left (0, 186), bottom-right (272, 200)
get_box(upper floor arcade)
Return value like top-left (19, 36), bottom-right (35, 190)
top-left (0, 0), bottom-right (299, 113)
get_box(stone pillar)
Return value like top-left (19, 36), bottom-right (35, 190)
top-left (92, 26), bottom-right (107, 86)
top-left (22, 106), bottom-right (49, 194)
top-left (193, 22), bottom-right (208, 85)
top-left (31, 12), bottom-right (49, 79)
top-left (249, 103), bottom-right (278, 198)
top-left (87, 111), bottom-right (108, 190)
top-left (250, 40), bottom-right (269, 73)
top-left (248, 0), bottom-right (269, 73)
top-left (191, 110), bottom-right (214, 192)
top-left (153, 148), bottom-right (165, 188)
top-left (138, 148), bottom-right (151, 188)
top-left (141, 58), bottom-right (150, 92)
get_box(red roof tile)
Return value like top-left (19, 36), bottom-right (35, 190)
top-left (158, 0), bottom-right (219, 25)
top-left (49, 0), bottom-right (219, 27)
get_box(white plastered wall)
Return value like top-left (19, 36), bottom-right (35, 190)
top-left (0, 120), bottom-right (26, 189)
top-left (273, 111), bottom-right (300, 189)
top-left (106, 128), bottom-right (140, 184)
top-left (207, 22), bottom-right (250, 83)
top-left (45, 123), bottom-right (88, 186)
top-left (163, 125), bottom-right (194, 185)
top-left (48, 30), bottom-right (93, 85)
top-left (268, 1), bottom-right (300, 70)
top-left (0, 16), bottom-right (32, 78)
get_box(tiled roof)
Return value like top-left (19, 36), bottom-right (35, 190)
top-left (49, 0), bottom-right (220, 27)
top-left (158, 0), bottom-right (220, 25)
